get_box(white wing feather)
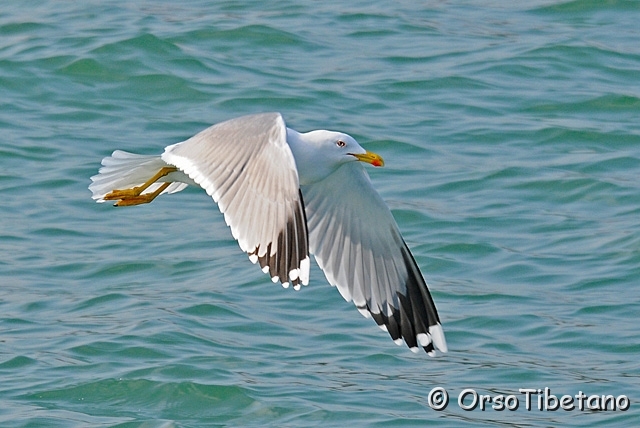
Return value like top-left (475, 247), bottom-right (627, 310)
top-left (161, 113), bottom-right (310, 288)
top-left (302, 162), bottom-right (447, 354)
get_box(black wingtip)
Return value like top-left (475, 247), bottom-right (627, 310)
top-left (367, 240), bottom-right (446, 355)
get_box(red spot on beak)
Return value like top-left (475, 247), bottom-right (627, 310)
top-left (351, 151), bottom-right (385, 167)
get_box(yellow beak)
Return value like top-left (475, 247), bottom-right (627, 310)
top-left (350, 150), bottom-right (385, 167)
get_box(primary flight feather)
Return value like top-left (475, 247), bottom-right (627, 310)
top-left (89, 112), bottom-right (447, 355)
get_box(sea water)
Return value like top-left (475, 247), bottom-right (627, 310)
top-left (1, 1), bottom-right (639, 426)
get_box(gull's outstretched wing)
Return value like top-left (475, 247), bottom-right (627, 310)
top-left (301, 162), bottom-right (447, 355)
top-left (162, 112), bottom-right (310, 288)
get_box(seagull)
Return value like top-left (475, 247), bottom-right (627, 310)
top-left (89, 112), bottom-right (447, 355)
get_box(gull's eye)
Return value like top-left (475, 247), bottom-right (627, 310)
top-left (336, 140), bottom-right (346, 148)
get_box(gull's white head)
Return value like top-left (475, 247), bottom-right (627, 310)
top-left (287, 129), bottom-right (384, 185)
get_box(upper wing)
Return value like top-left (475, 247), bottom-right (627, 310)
top-left (301, 162), bottom-right (447, 355)
top-left (162, 112), bottom-right (310, 288)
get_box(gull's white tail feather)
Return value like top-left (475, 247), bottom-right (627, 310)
top-left (89, 150), bottom-right (188, 202)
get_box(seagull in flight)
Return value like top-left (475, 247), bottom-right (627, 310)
top-left (90, 112), bottom-right (447, 355)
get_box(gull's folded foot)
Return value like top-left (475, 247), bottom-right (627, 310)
top-left (104, 187), bottom-right (144, 200)
top-left (110, 182), bottom-right (172, 206)
top-left (113, 194), bottom-right (156, 206)
top-left (103, 166), bottom-right (178, 206)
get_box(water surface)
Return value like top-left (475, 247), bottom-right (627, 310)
top-left (1, 1), bottom-right (639, 426)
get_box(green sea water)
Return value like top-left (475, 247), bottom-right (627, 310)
top-left (1, 1), bottom-right (639, 426)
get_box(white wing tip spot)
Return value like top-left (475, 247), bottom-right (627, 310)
top-left (429, 324), bottom-right (448, 353)
top-left (249, 254), bottom-right (258, 264)
top-left (271, 276), bottom-right (279, 283)
top-left (293, 284), bottom-right (301, 291)
top-left (417, 333), bottom-right (431, 347)
top-left (262, 266), bottom-right (270, 274)
top-left (410, 347), bottom-right (420, 354)
top-left (300, 257), bottom-right (310, 285)
top-left (282, 281), bottom-right (290, 289)
top-left (393, 338), bottom-right (403, 346)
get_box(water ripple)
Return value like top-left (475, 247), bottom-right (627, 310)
top-left (1, 0), bottom-right (639, 426)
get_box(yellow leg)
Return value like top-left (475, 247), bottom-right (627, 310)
top-left (113, 182), bottom-right (173, 206)
top-left (104, 166), bottom-right (178, 206)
